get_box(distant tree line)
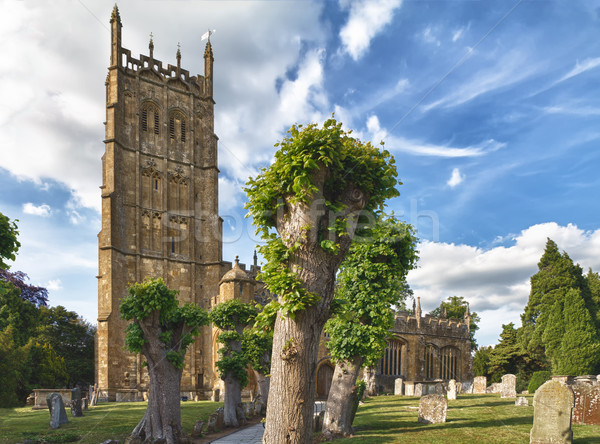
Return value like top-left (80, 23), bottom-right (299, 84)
top-left (0, 212), bottom-right (95, 407)
top-left (474, 238), bottom-right (600, 392)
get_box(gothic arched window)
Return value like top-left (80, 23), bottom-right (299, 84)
top-left (169, 110), bottom-right (187, 143)
top-left (440, 346), bottom-right (460, 380)
top-left (425, 344), bottom-right (438, 379)
top-left (379, 338), bottom-right (403, 376)
top-left (141, 102), bottom-right (160, 135)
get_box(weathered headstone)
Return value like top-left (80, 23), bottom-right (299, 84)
top-left (515, 396), bottom-right (528, 406)
top-left (501, 374), bottom-right (517, 398)
top-left (447, 379), bottom-right (457, 400)
top-left (215, 407), bottom-right (225, 430)
top-left (434, 382), bottom-right (446, 396)
top-left (206, 413), bottom-right (217, 432)
top-left (211, 388), bottom-right (220, 402)
top-left (70, 399), bottom-right (83, 417)
top-left (462, 381), bottom-right (473, 394)
top-left (82, 397), bottom-right (89, 410)
top-left (474, 376), bottom-right (487, 394)
top-left (191, 420), bottom-right (205, 438)
top-left (572, 383), bottom-right (600, 426)
top-left (405, 382), bottom-right (415, 396)
top-left (46, 393), bottom-right (68, 429)
top-left (414, 383), bottom-right (423, 397)
top-left (314, 410), bottom-right (325, 432)
top-left (418, 394), bottom-right (447, 424)
top-left (456, 382), bottom-right (463, 394)
top-left (394, 378), bottom-right (404, 395)
top-left (530, 380), bottom-right (574, 444)
top-left (487, 382), bottom-right (501, 394)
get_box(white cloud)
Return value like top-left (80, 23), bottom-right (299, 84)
top-left (22, 203), bottom-right (51, 217)
top-left (407, 222), bottom-right (600, 346)
top-left (422, 26), bottom-right (440, 47)
top-left (559, 57), bottom-right (600, 83)
top-left (46, 279), bottom-right (63, 291)
top-left (339, 0), bottom-right (402, 61)
top-left (452, 27), bottom-right (465, 42)
top-left (447, 168), bottom-right (464, 187)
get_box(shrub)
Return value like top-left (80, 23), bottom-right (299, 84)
top-left (528, 371), bottom-right (551, 394)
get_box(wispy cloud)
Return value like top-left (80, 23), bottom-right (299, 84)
top-left (365, 114), bottom-right (505, 157)
top-left (422, 50), bottom-right (538, 111)
top-left (339, 0), bottom-right (402, 61)
top-left (23, 203), bottom-right (51, 217)
top-left (447, 168), bottom-right (465, 187)
top-left (558, 57), bottom-right (600, 83)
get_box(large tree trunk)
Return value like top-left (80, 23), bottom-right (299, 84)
top-left (322, 356), bottom-right (364, 439)
top-left (127, 313), bottom-right (185, 444)
top-left (263, 175), bottom-right (368, 444)
top-left (223, 372), bottom-right (243, 427)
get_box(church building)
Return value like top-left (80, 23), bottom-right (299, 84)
top-left (96, 6), bottom-right (472, 402)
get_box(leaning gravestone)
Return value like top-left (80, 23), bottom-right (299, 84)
top-left (394, 378), bottom-right (404, 395)
top-left (447, 379), bottom-right (457, 400)
top-left (530, 380), bottom-right (574, 444)
top-left (414, 383), bottom-right (423, 397)
top-left (501, 374), bottom-right (517, 398)
top-left (418, 394), bottom-right (447, 424)
top-left (474, 376), bottom-right (487, 394)
top-left (46, 393), bottom-right (68, 429)
top-left (572, 383), bottom-right (600, 425)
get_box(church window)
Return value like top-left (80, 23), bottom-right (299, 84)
top-left (154, 179), bottom-right (158, 190)
top-left (154, 112), bottom-right (159, 135)
top-left (425, 344), bottom-right (437, 379)
top-left (141, 109), bottom-right (148, 132)
top-left (171, 236), bottom-right (175, 253)
top-left (169, 111), bottom-right (187, 143)
top-left (440, 346), bottom-right (460, 380)
top-left (141, 102), bottom-right (160, 135)
top-left (169, 117), bottom-right (175, 140)
top-left (379, 338), bottom-right (402, 376)
top-left (181, 120), bottom-right (186, 142)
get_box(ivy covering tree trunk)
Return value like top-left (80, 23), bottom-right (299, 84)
top-left (120, 278), bottom-right (208, 444)
top-left (245, 118), bottom-right (399, 444)
top-left (210, 299), bottom-right (256, 428)
top-left (322, 215), bottom-right (417, 439)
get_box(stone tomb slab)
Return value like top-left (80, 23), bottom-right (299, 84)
top-left (418, 394), bottom-right (447, 424)
top-left (530, 380), bottom-right (574, 444)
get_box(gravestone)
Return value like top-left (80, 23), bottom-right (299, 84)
top-left (456, 382), bottom-right (463, 394)
top-left (70, 399), bottom-right (83, 417)
top-left (314, 410), bottom-right (325, 432)
top-left (447, 379), bottom-right (457, 400)
top-left (211, 388), bottom-right (220, 402)
top-left (487, 383), bottom-right (501, 394)
top-left (206, 413), bottom-right (217, 432)
top-left (501, 374), bottom-right (517, 398)
top-left (462, 381), bottom-right (473, 394)
top-left (394, 378), bottom-right (404, 395)
top-left (414, 383), bottom-right (423, 397)
top-left (418, 394), bottom-right (447, 424)
top-left (191, 420), bottom-right (205, 438)
top-left (572, 383), bottom-right (600, 426)
top-left (474, 376), bottom-right (487, 394)
top-left (46, 393), bottom-right (68, 429)
top-left (434, 382), bottom-right (446, 395)
top-left (405, 382), bottom-right (415, 396)
top-left (530, 380), bottom-right (574, 444)
top-left (515, 396), bottom-right (528, 406)
top-left (215, 407), bottom-right (225, 430)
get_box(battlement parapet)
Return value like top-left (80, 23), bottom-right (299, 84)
top-left (393, 311), bottom-right (469, 338)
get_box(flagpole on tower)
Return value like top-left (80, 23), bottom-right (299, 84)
top-left (201, 29), bottom-right (216, 43)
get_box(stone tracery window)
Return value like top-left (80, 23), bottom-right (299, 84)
top-left (425, 344), bottom-right (437, 379)
top-left (169, 110), bottom-right (187, 143)
top-left (440, 346), bottom-right (460, 380)
top-left (141, 101), bottom-right (160, 135)
top-left (380, 338), bottom-right (403, 376)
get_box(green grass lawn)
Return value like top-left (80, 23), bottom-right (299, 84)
top-left (1, 394), bottom-right (599, 443)
top-left (0, 400), bottom-right (222, 443)
top-left (334, 394), bottom-right (600, 443)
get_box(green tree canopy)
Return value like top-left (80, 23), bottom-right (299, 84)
top-left (429, 296), bottom-right (480, 349)
top-left (0, 212), bottom-right (20, 269)
top-left (488, 323), bottom-right (522, 383)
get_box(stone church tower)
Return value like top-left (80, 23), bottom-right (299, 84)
top-left (96, 6), bottom-right (223, 401)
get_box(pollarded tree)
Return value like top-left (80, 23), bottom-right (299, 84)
top-left (245, 117), bottom-right (399, 443)
top-left (322, 215), bottom-right (417, 439)
top-left (120, 278), bottom-right (208, 444)
top-left (210, 299), bottom-right (257, 427)
top-left (242, 324), bottom-right (273, 409)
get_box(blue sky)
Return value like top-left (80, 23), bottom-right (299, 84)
top-left (1, 0), bottom-right (600, 346)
